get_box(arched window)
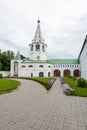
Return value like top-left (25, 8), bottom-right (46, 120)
top-left (39, 72), bottom-right (44, 77)
top-left (36, 44), bottom-right (40, 51)
top-left (21, 65), bottom-right (25, 68)
top-left (48, 72), bottom-right (51, 77)
top-left (28, 65), bottom-right (33, 67)
top-left (31, 45), bottom-right (33, 51)
top-left (14, 61), bottom-right (18, 76)
top-left (39, 65), bottom-right (44, 67)
top-left (31, 73), bottom-right (33, 77)
top-left (42, 45), bottom-right (45, 52)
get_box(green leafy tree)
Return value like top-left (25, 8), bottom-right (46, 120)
top-left (0, 50), bottom-right (14, 71)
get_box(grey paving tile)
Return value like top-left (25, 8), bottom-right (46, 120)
top-left (0, 78), bottom-right (87, 130)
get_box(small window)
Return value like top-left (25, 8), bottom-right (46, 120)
top-left (21, 65), bottom-right (25, 68)
top-left (39, 65), bottom-right (44, 67)
top-left (48, 66), bottom-right (51, 68)
top-left (29, 65), bottom-right (33, 67)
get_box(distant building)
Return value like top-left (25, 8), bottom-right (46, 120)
top-left (10, 19), bottom-right (87, 79)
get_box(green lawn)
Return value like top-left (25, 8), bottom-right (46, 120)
top-left (28, 77), bottom-right (53, 90)
top-left (0, 79), bottom-right (20, 94)
top-left (31, 77), bottom-right (52, 83)
top-left (64, 77), bottom-right (87, 97)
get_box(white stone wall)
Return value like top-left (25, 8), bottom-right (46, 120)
top-left (80, 41), bottom-right (87, 79)
top-left (18, 63), bottom-right (52, 77)
top-left (0, 71), bottom-right (10, 77)
top-left (10, 59), bottom-right (80, 77)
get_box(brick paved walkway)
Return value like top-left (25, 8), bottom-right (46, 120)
top-left (0, 78), bottom-right (87, 130)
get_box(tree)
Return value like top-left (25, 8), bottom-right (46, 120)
top-left (0, 50), bottom-right (14, 71)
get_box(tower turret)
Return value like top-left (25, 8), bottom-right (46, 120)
top-left (29, 19), bottom-right (47, 60)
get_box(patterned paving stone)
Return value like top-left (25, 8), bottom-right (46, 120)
top-left (0, 78), bottom-right (87, 130)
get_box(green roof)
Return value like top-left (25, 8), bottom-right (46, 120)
top-left (50, 59), bottom-right (80, 64)
top-left (22, 59), bottom-right (51, 64)
top-left (21, 59), bottom-right (80, 64)
top-left (14, 51), bottom-right (21, 60)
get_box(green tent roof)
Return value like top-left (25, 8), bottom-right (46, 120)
top-left (50, 59), bottom-right (80, 64)
top-left (14, 51), bottom-right (21, 60)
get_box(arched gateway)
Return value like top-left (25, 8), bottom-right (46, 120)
top-left (74, 70), bottom-right (80, 77)
top-left (64, 70), bottom-right (70, 77)
top-left (54, 70), bottom-right (60, 77)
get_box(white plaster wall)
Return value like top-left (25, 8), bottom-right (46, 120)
top-left (18, 63), bottom-right (52, 77)
top-left (0, 71), bottom-right (10, 77)
top-left (80, 41), bottom-right (87, 79)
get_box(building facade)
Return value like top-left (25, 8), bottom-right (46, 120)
top-left (11, 20), bottom-right (87, 79)
top-left (79, 36), bottom-right (87, 79)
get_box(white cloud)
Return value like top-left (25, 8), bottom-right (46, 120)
top-left (0, 0), bottom-right (87, 58)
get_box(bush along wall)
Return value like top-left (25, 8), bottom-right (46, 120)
top-left (60, 77), bottom-right (75, 95)
top-left (76, 78), bottom-right (87, 87)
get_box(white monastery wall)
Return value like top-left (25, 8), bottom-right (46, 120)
top-left (0, 71), bottom-right (10, 77)
top-left (80, 41), bottom-right (87, 79)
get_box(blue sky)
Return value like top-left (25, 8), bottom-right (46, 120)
top-left (0, 0), bottom-right (87, 59)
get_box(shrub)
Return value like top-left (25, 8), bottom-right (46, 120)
top-left (68, 76), bottom-right (73, 78)
top-left (73, 77), bottom-right (77, 81)
top-left (47, 78), bottom-right (56, 86)
top-left (77, 78), bottom-right (87, 87)
top-left (63, 83), bottom-right (75, 95)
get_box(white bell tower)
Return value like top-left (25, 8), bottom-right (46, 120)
top-left (29, 19), bottom-right (47, 61)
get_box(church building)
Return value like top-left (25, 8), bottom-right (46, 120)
top-left (10, 20), bottom-right (87, 79)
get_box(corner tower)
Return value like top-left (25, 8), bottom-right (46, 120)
top-left (29, 19), bottom-right (47, 60)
